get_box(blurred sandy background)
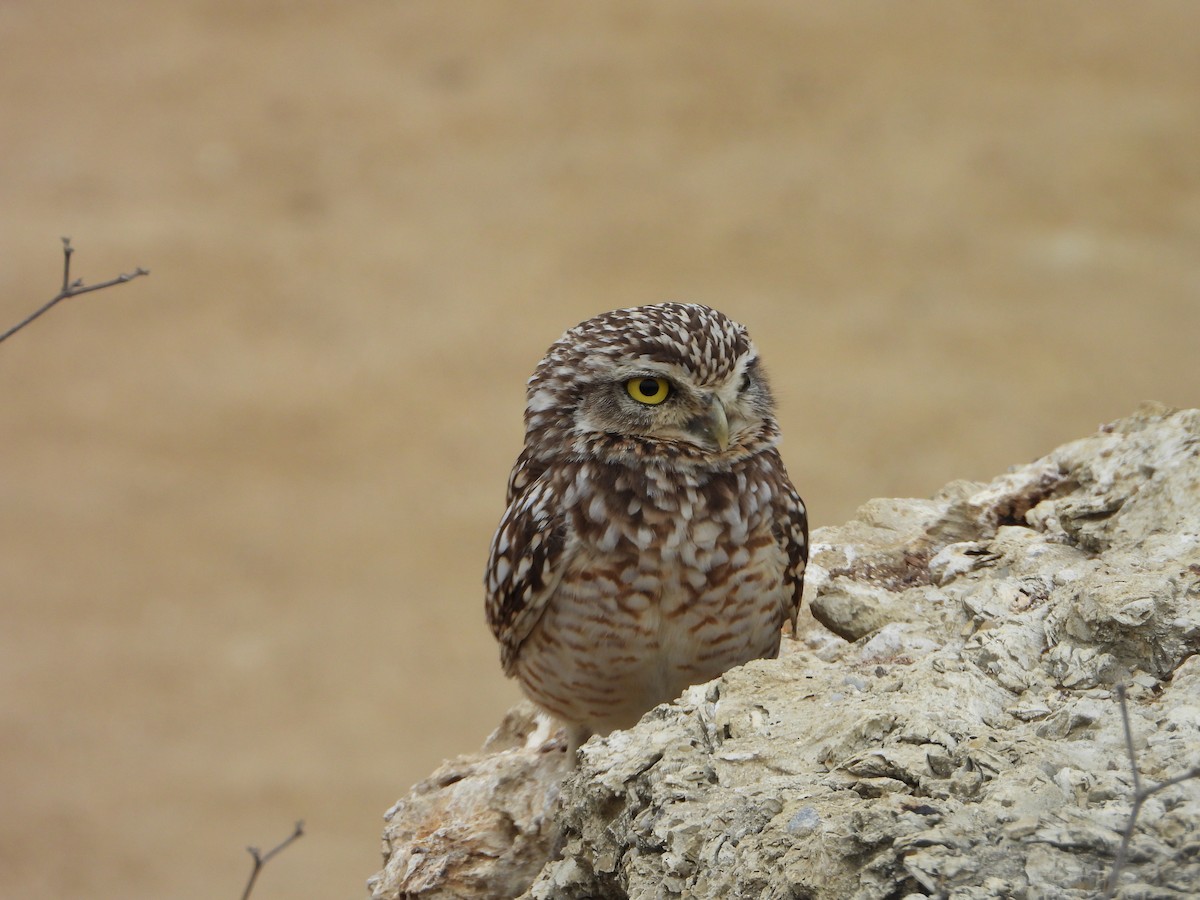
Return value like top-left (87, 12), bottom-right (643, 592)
top-left (1, 2), bottom-right (1197, 897)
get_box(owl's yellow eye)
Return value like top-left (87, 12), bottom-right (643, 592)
top-left (625, 377), bottom-right (671, 405)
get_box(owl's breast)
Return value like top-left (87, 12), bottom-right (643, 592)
top-left (514, 457), bottom-right (789, 733)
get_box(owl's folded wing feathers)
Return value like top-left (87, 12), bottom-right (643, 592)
top-left (771, 466), bottom-right (809, 636)
top-left (485, 471), bottom-right (567, 674)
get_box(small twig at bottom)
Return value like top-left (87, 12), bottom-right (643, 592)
top-left (241, 821), bottom-right (305, 900)
top-left (0, 237), bottom-right (149, 344)
top-left (1102, 684), bottom-right (1200, 898)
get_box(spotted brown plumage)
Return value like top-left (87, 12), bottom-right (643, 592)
top-left (485, 303), bottom-right (807, 743)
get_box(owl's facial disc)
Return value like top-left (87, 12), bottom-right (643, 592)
top-left (571, 356), bottom-right (768, 457)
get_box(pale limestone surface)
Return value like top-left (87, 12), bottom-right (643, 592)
top-left (369, 704), bottom-right (573, 900)
top-left (373, 406), bottom-right (1200, 899)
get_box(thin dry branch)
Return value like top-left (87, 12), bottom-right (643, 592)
top-left (1102, 684), bottom-right (1200, 898)
top-left (0, 237), bottom-right (149, 344)
top-left (240, 820), bottom-right (305, 900)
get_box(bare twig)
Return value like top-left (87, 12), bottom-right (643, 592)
top-left (1102, 684), bottom-right (1200, 898)
top-left (240, 821), bottom-right (305, 900)
top-left (0, 237), bottom-right (149, 344)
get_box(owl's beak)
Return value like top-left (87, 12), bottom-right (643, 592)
top-left (689, 396), bottom-right (730, 451)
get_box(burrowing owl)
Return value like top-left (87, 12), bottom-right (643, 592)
top-left (485, 303), bottom-right (807, 744)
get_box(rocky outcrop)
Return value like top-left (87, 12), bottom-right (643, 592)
top-left (370, 405), bottom-right (1200, 899)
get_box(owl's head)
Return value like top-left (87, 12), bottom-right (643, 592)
top-left (523, 303), bottom-right (781, 467)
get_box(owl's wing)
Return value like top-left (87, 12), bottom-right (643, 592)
top-left (770, 453), bottom-right (809, 635)
top-left (485, 467), bottom-right (568, 674)
top-left (504, 445), bottom-right (546, 504)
